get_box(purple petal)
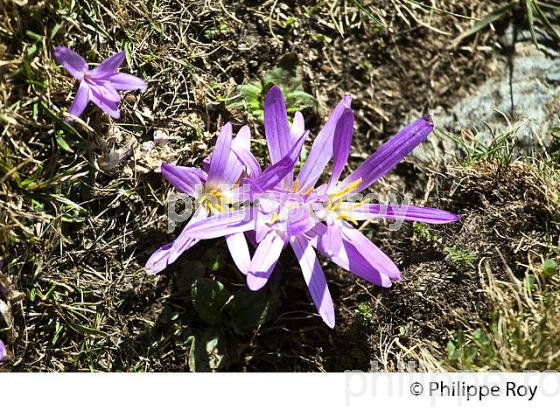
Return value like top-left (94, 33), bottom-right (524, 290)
top-left (264, 85), bottom-right (292, 164)
top-left (232, 125), bottom-right (261, 177)
top-left (0, 339), bottom-right (6, 362)
top-left (54, 46), bottom-right (88, 80)
top-left (297, 94), bottom-right (352, 192)
top-left (226, 232), bottom-right (251, 275)
top-left (183, 208), bottom-right (254, 239)
top-left (108, 72), bottom-right (147, 91)
top-left (306, 223), bottom-right (393, 287)
top-left (290, 236), bottom-right (335, 328)
top-left (245, 230), bottom-right (258, 248)
top-left (320, 219), bottom-right (343, 257)
top-left (347, 203), bottom-right (461, 224)
top-left (202, 156), bottom-right (211, 173)
top-left (228, 185), bottom-right (252, 204)
top-left (168, 208), bottom-right (208, 263)
top-left (286, 205), bottom-right (315, 237)
top-left (90, 51), bottom-right (126, 78)
top-left (340, 226), bottom-right (400, 281)
top-left (247, 232), bottom-right (285, 290)
top-left (145, 208), bottom-right (207, 273)
top-left (328, 108), bottom-right (353, 188)
top-left (145, 242), bottom-right (174, 275)
top-left (66, 81), bottom-right (90, 120)
top-left (89, 88), bottom-right (121, 119)
top-left (89, 81), bottom-right (121, 103)
top-left (161, 163), bottom-right (207, 196)
top-left (340, 116), bottom-right (433, 192)
top-left (206, 122), bottom-right (243, 187)
top-left (248, 131), bottom-right (307, 193)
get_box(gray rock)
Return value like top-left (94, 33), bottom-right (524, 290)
top-left (414, 27), bottom-right (560, 164)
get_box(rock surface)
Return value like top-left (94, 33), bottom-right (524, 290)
top-left (414, 27), bottom-right (560, 163)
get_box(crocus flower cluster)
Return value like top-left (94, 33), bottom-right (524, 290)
top-left (147, 86), bottom-right (460, 328)
top-left (54, 47), bottom-right (147, 120)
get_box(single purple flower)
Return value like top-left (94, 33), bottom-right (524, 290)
top-left (145, 123), bottom-right (260, 275)
top-left (54, 47), bottom-right (147, 120)
top-left (144, 122), bottom-right (308, 275)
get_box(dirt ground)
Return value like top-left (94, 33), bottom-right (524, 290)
top-left (1, 0), bottom-right (559, 371)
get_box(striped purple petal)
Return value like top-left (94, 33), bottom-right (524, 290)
top-left (90, 50), bottom-right (126, 78)
top-left (161, 163), bottom-right (207, 197)
top-left (0, 339), bottom-right (6, 362)
top-left (108, 72), bottom-right (147, 91)
top-left (340, 116), bottom-right (434, 193)
top-left (290, 236), bottom-right (335, 328)
top-left (346, 203), bottom-right (461, 224)
top-left (183, 208), bottom-right (254, 239)
top-left (297, 94), bottom-right (352, 192)
top-left (66, 81), bottom-right (90, 121)
top-left (328, 108), bottom-right (353, 189)
top-left (247, 232), bottom-right (285, 290)
top-left (264, 85), bottom-right (292, 164)
top-left (54, 47), bottom-right (88, 80)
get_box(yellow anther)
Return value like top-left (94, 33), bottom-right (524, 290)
top-left (336, 214), bottom-right (358, 225)
top-left (269, 212), bottom-right (280, 224)
top-left (331, 178), bottom-right (362, 199)
top-left (351, 200), bottom-right (367, 209)
top-left (292, 179), bottom-right (300, 193)
top-left (209, 189), bottom-right (223, 198)
top-left (206, 201), bottom-right (218, 214)
top-left (331, 199), bottom-right (342, 211)
top-left (303, 186), bottom-right (314, 195)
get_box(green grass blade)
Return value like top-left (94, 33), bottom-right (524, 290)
top-left (526, 0), bottom-right (538, 47)
top-left (534, 1), bottom-right (560, 40)
top-left (453, 1), bottom-right (516, 47)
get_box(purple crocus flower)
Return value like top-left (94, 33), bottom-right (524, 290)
top-left (145, 121), bottom-right (305, 275)
top-left (0, 339), bottom-right (5, 362)
top-left (145, 123), bottom-right (258, 275)
top-left (54, 47), bottom-right (147, 120)
top-left (182, 86), bottom-right (460, 328)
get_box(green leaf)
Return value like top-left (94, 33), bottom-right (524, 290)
top-left (174, 261), bottom-right (205, 293)
top-left (228, 287), bottom-right (279, 334)
top-left (56, 134), bottom-right (74, 153)
top-left (202, 248), bottom-right (226, 272)
top-left (447, 340), bottom-right (458, 362)
top-left (190, 278), bottom-right (231, 325)
top-left (534, 1), bottom-right (560, 41)
top-left (187, 329), bottom-right (227, 372)
top-left (541, 259), bottom-right (558, 278)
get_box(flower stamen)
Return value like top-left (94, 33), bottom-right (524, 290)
top-left (291, 178), bottom-right (300, 193)
top-left (330, 178), bottom-right (362, 199)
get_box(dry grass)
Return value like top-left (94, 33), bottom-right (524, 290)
top-left (1, 0), bottom-right (559, 372)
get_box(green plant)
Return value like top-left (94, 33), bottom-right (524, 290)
top-left (453, 0), bottom-right (560, 48)
top-left (228, 65), bottom-right (314, 121)
top-left (439, 125), bottom-right (518, 167)
top-left (356, 303), bottom-right (373, 322)
top-left (541, 259), bottom-right (558, 277)
top-left (187, 274), bottom-right (280, 371)
top-left (444, 246), bottom-right (478, 269)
